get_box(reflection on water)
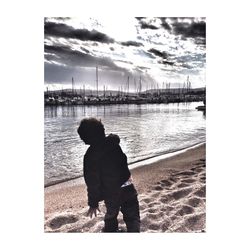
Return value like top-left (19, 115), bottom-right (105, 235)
top-left (44, 102), bottom-right (206, 186)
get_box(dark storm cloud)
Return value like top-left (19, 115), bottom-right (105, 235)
top-left (160, 60), bottom-right (174, 66)
top-left (169, 17), bottom-right (195, 21)
top-left (44, 44), bottom-right (124, 72)
top-left (44, 21), bottom-right (115, 43)
top-left (171, 19), bottom-right (206, 45)
top-left (136, 18), bottom-right (158, 30)
top-left (148, 48), bottom-right (169, 59)
top-left (80, 47), bottom-right (90, 54)
top-left (45, 44), bottom-right (71, 55)
top-left (159, 18), bottom-right (172, 31)
top-left (173, 20), bottom-right (206, 38)
top-left (120, 41), bottom-right (143, 47)
top-left (149, 18), bottom-right (206, 46)
top-left (147, 48), bottom-right (175, 66)
top-left (140, 21), bottom-right (158, 30)
top-left (135, 17), bottom-right (144, 21)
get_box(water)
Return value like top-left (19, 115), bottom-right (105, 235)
top-left (44, 102), bottom-right (205, 186)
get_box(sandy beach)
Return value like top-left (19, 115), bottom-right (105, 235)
top-left (44, 143), bottom-right (206, 233)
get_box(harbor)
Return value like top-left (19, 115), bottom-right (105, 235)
top-left (45, 73), bottom-right (206, 106)
top-left (44, 88), bottom-right (205, 106)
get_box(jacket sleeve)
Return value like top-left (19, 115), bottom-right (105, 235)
top-left (83, 154), bottom-right (102, 208)
top-left (114, 145), bottom-right (131, 184)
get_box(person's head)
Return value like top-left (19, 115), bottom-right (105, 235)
top-left (77, 118), bottom-right (105, 145)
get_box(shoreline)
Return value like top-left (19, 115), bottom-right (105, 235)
top-left (44, 141), bottom-right (205, 188)
top-left (129, 141), bottom-right (205, 169)
top-left (44, 97), bottom-right (205, 106)
top-left (45, 143), bottom-right (206, 232)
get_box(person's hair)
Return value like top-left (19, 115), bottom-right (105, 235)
top-left (77, 118), bottom-right (105, 145)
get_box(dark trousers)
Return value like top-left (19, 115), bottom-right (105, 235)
top-left (103, 184), bottom-right (140, 232)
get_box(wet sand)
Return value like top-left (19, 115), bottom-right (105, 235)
top-left (44, 143), bottom-right (206, 232)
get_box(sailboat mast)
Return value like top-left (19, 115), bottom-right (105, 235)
top-left (72, 77), bottom-right (74, 96)
top-left (96, 65), bottom-right (98, 97)
top-left (127, 76), bottom-right (129, 96)
top-left (139, 76), bottom-right (142, 96)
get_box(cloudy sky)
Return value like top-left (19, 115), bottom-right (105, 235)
top-left (44, 17), bottom-right (206, 91)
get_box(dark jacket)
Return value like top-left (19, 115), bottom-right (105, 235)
top-left (83, 134), bottom-right (131, 208)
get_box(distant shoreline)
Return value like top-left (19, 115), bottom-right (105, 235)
top-left (44, 98), bottom-right (204, 106)
top-left (44, 87), bottom-right (205, 106)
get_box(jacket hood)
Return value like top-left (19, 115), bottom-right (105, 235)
top-left (105, 133), bottom-right (120, 145)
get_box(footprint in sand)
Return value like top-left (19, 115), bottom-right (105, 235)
top-left (174, 225), bottom-right (190, 232)
top-left (148, 190), bottom-right (161, 198)
top-left (160, 194), bottom-right (173, 203)
top-left (141, 198), bottom-right (151, 203)
top-left (148, 202), bottom-right (160, 208)
top-left (170, 215), bottom-right (178, 221)
top-left (193, 186), bottom-right (206, 198)
top-left (169, 176), bottom-right (177, 182)
top-left (140, 216), bottom-right (152, 229)
top-left (198, 172), bottom-right (205, 177)
top-left (184, 213), bottom-right (205, 230)
top-left (159, 179), bottom-right (173, 187)
top-left (139, 203), bottom-right (146, 210)
top-left (148, 223), bottom-right (161, 231)
top-left (147, 208), bottom-right (157, 213)
top-left (192, 160), bottom-right (205, 169)
top-left (200, 176), bottom-right (206, 183)
top-left (177, 183), bottom-right (189, 188)
top-left (49, 214), bottom-right (78, 229)
top-left (176, 205), bottom-right (194, 216)
top-left (181, 178), bottom-right (196, 184)
top-left (161, 220), bottom-right (171, 232)
top-left (171, 187), bottom-right (193, 200)
top-left (187, 197), bottom-right (202, 207)
top-left (147, 213), bottom-right (161, 220)
top-left (194, 167), bottom-right (205, 173)
top-left (160, 206), bottom-right (174, 213)
top-left (153, 185), bottom-right (164, 191)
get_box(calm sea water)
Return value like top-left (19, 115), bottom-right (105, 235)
top-left (44, 102), bottom-right (205, 186)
